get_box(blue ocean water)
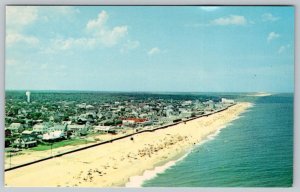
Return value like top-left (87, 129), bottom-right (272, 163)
top-left (143, 94), bottom-right (293, 187)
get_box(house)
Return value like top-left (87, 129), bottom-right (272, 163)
top-left (182, 100), bottom-right (192, 106)
top-left (42, 131), bottom-right (65, 141)
top-left (204, 100), bottom-right (215, 110)
top-left (122, 118), bottom-right (147, 125)
top-left (94, 125), bottom-right (112, 133)
top-left (76, 103), bottom-right (86, 109)
top-left (22, 130), bottom-right (34, 135)
top-left (122, 119), bottom-right (135, 125)
top-left (67, 124), bottom-right (88, 136)
top-left (166, 109), bottom-right (174, 117)
top-left (48, 124), bottom-right (67, 132)
top-left (8, 123), bottom-right (24, 133)
top-left (180, 110), bottom-right (192, 118)
top-left (86, 105), bottom-right (96, 112)
top-left (221, 98), bottom-right (235, 104)
top-left (33, 123), bottom-right (49, 133)
top-left (13, 136), bottom-right (37, 148)
top-left (77, 116), bottom-right (88, 124)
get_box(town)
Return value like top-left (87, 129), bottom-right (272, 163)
top-left (5, 91), bottom-right (235, 151)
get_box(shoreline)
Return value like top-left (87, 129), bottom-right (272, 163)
top-left (125, 113), bottom-right (244, 187)
top-left (5, 102), bottom-right (252, 187)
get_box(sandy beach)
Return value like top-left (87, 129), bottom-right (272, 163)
top-left (246, 92), bottom-right (272, 97)
top-left (5, 102), bottom-right (252, 187)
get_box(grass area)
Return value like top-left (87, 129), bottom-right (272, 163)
top-left (30, 139), bottom-right (95, 151)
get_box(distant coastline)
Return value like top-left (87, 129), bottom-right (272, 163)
top-left (246, 92), bottom-right (272, 97)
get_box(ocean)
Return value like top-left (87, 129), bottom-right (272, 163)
top-left (142, 94), bottom-right (293, 187)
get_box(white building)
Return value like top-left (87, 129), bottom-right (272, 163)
top-left (122, 119), bottom-right (136, 125)
top-left (94, 125), bottom-right (112, 133)
top-left (42, 131), bottom-right (64, 140)
top-left (221, 98), bottom-right (235, 104)
top-left (182, 100), bottom-right (192, 106)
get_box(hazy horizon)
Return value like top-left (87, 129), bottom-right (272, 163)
top-left (4, 89), bottom-right (293, 94)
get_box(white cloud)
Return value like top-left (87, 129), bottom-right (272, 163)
top-left (267, 32), bottom-right (280, 42)
top-left (278, 44), bottom-right (290, 54)
top-left (211, 15), bottom-right (247, 26)
top-left (86, 11), bottom-right (108, 31)
top-left (6, 6), bottom-right (38, 29)
top-left (50, 37), bottom-right (97, 51)
top-left (102, 26), bottom-right (128, 46)
top-left (6, 6), bottom-right (39, 47)
top-left (44, 10), bottom-right (129, 52)
top-left (6, 32), bottom-right (39, 46)
top-left (262, 13), bottom-right (279, 22)
top-left (148, 47), bottom-right (160, 56)
top-left (86, 11), bottom-right (128, 47)
top-left (121, 40), bottom-right (140, 53)
top-left (199, 6), bottom-right (220, 12)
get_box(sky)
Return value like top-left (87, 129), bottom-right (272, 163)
top-left (5, 6), bottom-right (294, 92)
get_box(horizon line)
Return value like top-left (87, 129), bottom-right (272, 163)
top-left (4, 89), bottom-right (294, 94)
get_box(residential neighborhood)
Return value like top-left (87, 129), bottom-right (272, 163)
top-left (5, 91), bottom-right (234, 150)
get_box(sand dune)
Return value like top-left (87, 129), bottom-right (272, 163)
top-left (5, 102), bottom-right (252, 187)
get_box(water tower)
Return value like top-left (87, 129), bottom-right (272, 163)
top-left (25, 91), bottom-right (31, 103)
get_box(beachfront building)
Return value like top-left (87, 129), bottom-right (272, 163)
top-left (203, 100), bottom-right (215, 112)
top-left (159, 117), bottom-right (174, 125)
top-left (94, 125), bottom-right (112, 133)
top-left (122, 118), bottom-right (147, 127)
top-left (68, 124), bottom-right (88, 136)
top-left (179, 110), bottom-right (193, 118)
top-left (221, 98), bottom-right (235, 104)
top-left (122, 119), bottom-right (135, 125)
top-left (13, 136), bottom-right (37, 148)
top-left (42, 131), bottom-right (65, 141)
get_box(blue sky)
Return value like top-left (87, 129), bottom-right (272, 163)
top-left (5, 6), bottom-right (294, 92)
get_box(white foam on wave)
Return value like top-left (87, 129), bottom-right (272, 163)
top-left (125, 124), bottom-right (231, 188)
top-left (125, 152), bottom-right (190, 188)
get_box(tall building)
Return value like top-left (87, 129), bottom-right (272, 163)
top-left (26, 91), bottom-right (31, 103)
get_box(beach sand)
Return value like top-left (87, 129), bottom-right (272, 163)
top-left (246, 92), bottom-right (272, 97)
top-left (5, 102), bottom-right (252, 187)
